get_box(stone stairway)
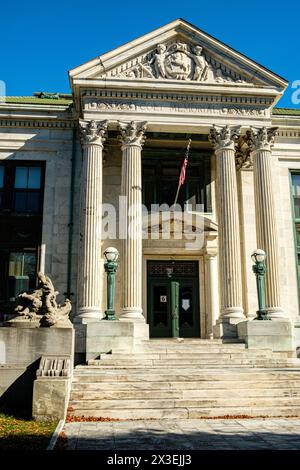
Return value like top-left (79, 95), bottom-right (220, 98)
top-left (68, 339), bottom-right (300, 419)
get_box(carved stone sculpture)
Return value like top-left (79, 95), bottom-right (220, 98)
top-left (245, 126), bottom-right (278, 152)
top-left (110, 40), bottom-right (247, 83)
top-left (79, 119), bottom-right (108, 146)
top-left (12, 272), bottom-right (72, 327)
top-left (235, 138), bottom-right (253, 170)
top-left (192, 46), bottom-right (208, 81)
top-left (152, 43), bottom-right (167, 78)
top-left (118, 121), bottom-right (148, 147)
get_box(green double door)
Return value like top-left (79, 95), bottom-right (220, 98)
top-left (147, 261), bottom-right (200, 338)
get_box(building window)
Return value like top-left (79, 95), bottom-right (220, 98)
top-left (14, 166), bottom-right (42, 213)
top-left (142, 150), bottom-right (211, 211)
top-left (0, 161), bottom-right (44, 310)
top-left (8, 251), bottom-right (37, 301)
top-left (291, 172), bottom-right (300, 299)
top-left (0, 162), bottom-right (44, 214)
top-left (0, 249), bottom-right (39, 304)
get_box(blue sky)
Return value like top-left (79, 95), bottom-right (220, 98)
top-left (1, 0), bottom-right (299, 108)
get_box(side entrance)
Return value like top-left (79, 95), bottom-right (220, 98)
top-left (147, 260), bottom-right (200, 338)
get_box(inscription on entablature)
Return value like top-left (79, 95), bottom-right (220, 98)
top-left (85, 99), bottom-right (268, 117)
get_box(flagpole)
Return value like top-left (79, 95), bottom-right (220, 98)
top-left (173, 181), bottom-right (181, 206)
top-left (173, 138), bottom-right (192, 206)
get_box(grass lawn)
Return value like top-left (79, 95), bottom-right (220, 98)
top-left (0, 413), bottom-right (57, 450)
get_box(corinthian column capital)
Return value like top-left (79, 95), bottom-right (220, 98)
top-left (118, 121), bottom-right (147, 148)
top-left (245, 126), bottom-right (278, 153)
top-left (79, 119), bottom-right (108, 147)
top-left (209, 125), bottom-right (241, 152)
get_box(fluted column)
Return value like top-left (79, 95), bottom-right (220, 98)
top-left (246, 127), bottom-right (285, 319)
top-left (209, 125), bottom-right (244, 324)
top-left (119, 121), bottom-right (147, 322)
top-left (76, 120), bottom-right (108, 321)
top-left (205, 251), bottom-right (219, 338)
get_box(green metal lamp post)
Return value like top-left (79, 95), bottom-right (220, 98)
top-left (103, 247), bottom-right (119, 321)
top-left (251, 249), bottom-right (270, 320)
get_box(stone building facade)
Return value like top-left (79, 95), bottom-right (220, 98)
top-left (1, 19), bottom-right (300, 349)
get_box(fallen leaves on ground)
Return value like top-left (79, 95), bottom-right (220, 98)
top-left (66, 414), bottom-right (300, 422)
top-left (66, 415), bottom-right (125, 422)
top-left (0, 413), bottom-right (57, 450)
top-left (55, 431), bottom-right (68, 451)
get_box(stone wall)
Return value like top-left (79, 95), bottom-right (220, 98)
top-left (0, 326), bottom-right (74, 417)
top-left (273, 135), bottom-right (300, 323)
top-left (0, 125), bottom-right (79, 311)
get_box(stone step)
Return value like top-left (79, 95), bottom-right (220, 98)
top-left (70, 390), bottom-right (184, 400)
top-left (77, 362), bottom-right (299, 371)
top-left (96, 351), bottom-right (288, 360)
top-left (134, 340), bottom-right (246, 346)
top-left (87, 358), bottom-right (298, 367)
top-left (134, 343), bottom-right (248, 352)
top-left (73, 370), bottom-right (300, 382)
top-left (131, 348), bottom-right (289, 356)
top-left (139, 339), bottom-right (226, 344)
top-left (68, 406), bottom-right (300, 420)
top-left (137, 339), bottom-right (245, 346)
top-left (70, 333), bottom-right (300, 420)
top-left (69, 396), bottom-right (300, 410)
top-left (70, 387), bottom-right (300, 401)
top-left (71, 379), bottom-right (300, 390)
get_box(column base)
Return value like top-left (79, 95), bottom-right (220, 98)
top-left (221, 307), bottom-right (244, 319)
top-left (237, 319), bottom-right (295, 353)
top-left (213, 315), bottom-right (245, 340)
top-left (74, 307), bottom-right (104, 324)
top-left (119, 307), bottom-right (145, 322)
top-left (266, 307), bottom-right (287, 320)
top-left (74, 319), bottom-right (149, 362)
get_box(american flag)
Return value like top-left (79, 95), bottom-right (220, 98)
top-left (179, 156), bottom-right (188, 186)
top-left (179, 138), bottom-right (191, 186)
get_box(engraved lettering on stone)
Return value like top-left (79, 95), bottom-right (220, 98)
top-left (88, 99), bottom-right (266, 117)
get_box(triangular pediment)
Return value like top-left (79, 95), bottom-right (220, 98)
top-left (69, 19), bottom-right (287, 90)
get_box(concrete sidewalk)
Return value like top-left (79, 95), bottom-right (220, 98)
top-left (62, 418), bottom-right (300, 450)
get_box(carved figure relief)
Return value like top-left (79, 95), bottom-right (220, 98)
top-left (151, 43), bottom-right (167, 78)
top-left (109, 41), bottom-right (247, 83)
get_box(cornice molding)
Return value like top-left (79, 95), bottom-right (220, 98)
top-left (0, 119), bottom-right (75, 129)
top-left (276, 129), bottom-right (300, 139)
top-left (83, 89), bottom-right (273, 107)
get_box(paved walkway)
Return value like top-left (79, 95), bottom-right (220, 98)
top-left (62, 418), bottom-right (300, 450)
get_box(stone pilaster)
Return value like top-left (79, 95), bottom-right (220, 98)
top-left (209, 125), bottom-right (244, 336)
top-left (76, 120), bottom-right (108, 322)
top-left (204, 241), bottom-right (219, 338)
top-left (119, 121), bottom-right (147, 321)
top-left (245, 127), bottom-right (285, 319)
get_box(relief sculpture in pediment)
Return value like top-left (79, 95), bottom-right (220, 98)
top-left (152, 42), bottom-right (208, 81)
top-left (112, 41), bottom-right (247, 83)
